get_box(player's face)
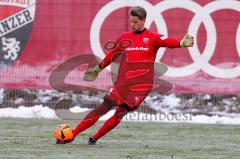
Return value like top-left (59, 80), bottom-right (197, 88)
top-left (130, 16), bottom-right (145, 32)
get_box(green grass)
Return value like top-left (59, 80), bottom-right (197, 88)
top-left (0, 118), bottom-right (240, 159)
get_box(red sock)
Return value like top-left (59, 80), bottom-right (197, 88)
top-left (93, 107), bottom-right (128, 140)
top-left (73, 101), bottom-right (112, 138)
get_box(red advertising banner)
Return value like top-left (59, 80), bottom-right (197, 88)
top-left (0, 0), bottom-right (239, 94)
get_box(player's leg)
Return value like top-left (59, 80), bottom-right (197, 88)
top-left (89, 105), bottom-right (129, 145)
top-left (73, 87), bottom-right (120, 139)
top-left (73, 100), bottom-right (113, 138)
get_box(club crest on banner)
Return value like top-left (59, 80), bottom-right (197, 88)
top-left (0, 0), bottom-right (36, 69)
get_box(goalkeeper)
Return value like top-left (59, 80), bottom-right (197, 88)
top-left (66, 6), bottom-right (193, 145)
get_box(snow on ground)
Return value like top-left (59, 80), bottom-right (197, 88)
top-left (1, 89), bottom-right (240, 125)
top-left (145, 94), bottom-right (182, 113)
top-left (0, 105), bottom-right (57, 119)
top-left (1, 106), bottom-right (240, 125)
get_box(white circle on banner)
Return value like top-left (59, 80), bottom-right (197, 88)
top-left (198, 0), bottom-right (240, 78)
top-left (237, 23), bottom-right (240, 58)
top-left (154, 0), bottom-right (216, 77)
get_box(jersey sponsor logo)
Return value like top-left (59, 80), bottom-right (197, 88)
top-left (0, 0), bottom-right (36, 69)
top-left (126, 47), bottom-right (149, 51)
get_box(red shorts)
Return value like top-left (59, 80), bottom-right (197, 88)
top-left (104, 87), bottom-right (149, 111)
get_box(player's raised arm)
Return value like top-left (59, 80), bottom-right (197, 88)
top-left (156, 33), bottom-right (194, 48)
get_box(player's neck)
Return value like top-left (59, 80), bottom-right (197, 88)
top-left (134, 28), bottom-right (146, 34)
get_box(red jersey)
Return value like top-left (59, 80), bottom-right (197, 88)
top-left (99, 28), bottom-right (181, 107)
top-left (99, 28), bottom-right (180, 71)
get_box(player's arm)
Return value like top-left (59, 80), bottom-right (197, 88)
top-left (98, 48), bottom-right (124, 69)
top-left (156, 33), bottom-right (194, 48)
top-left (84, 36), bottom-right (124, 81)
